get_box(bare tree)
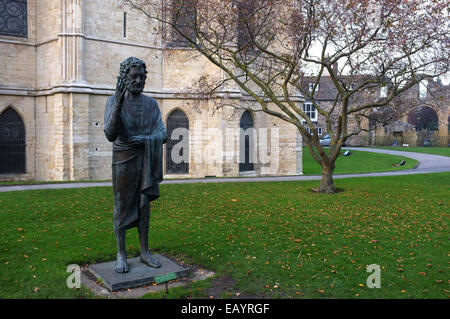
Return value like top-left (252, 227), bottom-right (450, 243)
top-left (121, 0), bottom-right (449, 193)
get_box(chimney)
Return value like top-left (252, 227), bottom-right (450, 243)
top-left (324, 56), bottom-right (338, 75)
top-left (332, 62), bottom-right (338, 74)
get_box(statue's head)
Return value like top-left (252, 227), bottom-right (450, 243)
top-left (119, 56), bottom-right (148, 96)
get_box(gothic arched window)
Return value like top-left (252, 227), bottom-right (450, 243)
top-left (0, 107), bottom-right (26, 174)
top-left (236, 0), bottom-right (256, 51)
top-left (0, 0), bottom-right (28, 38)
top-left (166, 109), bottom-right (189, 174)
top-left (170, 0), bottom-right (196, 46)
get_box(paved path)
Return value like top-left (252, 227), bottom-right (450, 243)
top-left (1, 147), bottom-right (449, 193)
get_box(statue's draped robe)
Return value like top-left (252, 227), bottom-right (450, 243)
top-left (104, 94), bottom-right (167, 230)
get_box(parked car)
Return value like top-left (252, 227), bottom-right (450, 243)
top-left (319, 134), bottom-right (346, 147)
top-left (319, 134), bottom-right (331, 146)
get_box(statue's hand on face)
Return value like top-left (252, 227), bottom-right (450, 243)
top-left (115, 76), bottom-right (127, 107)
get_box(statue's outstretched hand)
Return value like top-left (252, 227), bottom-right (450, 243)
top-left (115, 76), bottom-right (126, 107)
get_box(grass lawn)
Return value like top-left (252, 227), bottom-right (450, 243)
top-left (302, 147), bottom-right (417, 175)
top-left (0, 173), bottom-right (448, 299)
top-left (370, 147), bottom-right (450, 157)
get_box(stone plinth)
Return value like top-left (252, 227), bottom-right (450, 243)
top-left (88, 254), bottom-right (189, 291)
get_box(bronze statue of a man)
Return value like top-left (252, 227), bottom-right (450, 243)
top-left (104, 57), bottom-right (167, 273)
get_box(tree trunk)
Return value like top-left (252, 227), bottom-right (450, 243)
top-left (319, 163), bottom-right (337, 193)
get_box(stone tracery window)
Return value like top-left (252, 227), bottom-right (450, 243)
top-left (0, 0), bottom-right (28, 38)
top-left (235, 0), bottom-right (256, 52)
top-left (170, 0), bottom-right (197, 46)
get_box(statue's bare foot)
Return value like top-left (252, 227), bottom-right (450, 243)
top-left (140, 251), bottom-right (161, 268)
top-left (114, 253), bottom-right (129, 273)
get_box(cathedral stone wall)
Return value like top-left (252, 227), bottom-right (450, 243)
top-left (36, 40), bottom-right (61, 89)
top-left (35, 94), bottom-right (65, 181)
top-left (0, 43), bottom-right (36, 88)
top-left (0, 0), bottom-right (301, 182)
top-left (88, 94), bottom-right (112, 180)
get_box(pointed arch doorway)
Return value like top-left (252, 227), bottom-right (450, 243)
top-left (0, 107), bottom-right (26, 174)
top-left (239, 111), bottom-right (254, 173)
top-left (166, 109), bottom-right (189, 174)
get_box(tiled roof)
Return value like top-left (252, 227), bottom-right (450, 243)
top-left (301, 75), bottom-right (373, 101)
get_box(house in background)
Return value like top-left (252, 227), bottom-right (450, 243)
top-left (300, 62), bottom-right (373, 146)
top-left (300, 64), bottom-right (449, 147)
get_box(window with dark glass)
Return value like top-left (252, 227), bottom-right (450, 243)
top-left (307, 126), bottom-right (322, 136)
top-left (303, 102), bottom-right (317, 121)
top-left (0, 107), bottom-right (26, 174)
top-left (123, 12), bottom-right (127, 38)
top-left (0, 0), bottom-right (27, 38)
